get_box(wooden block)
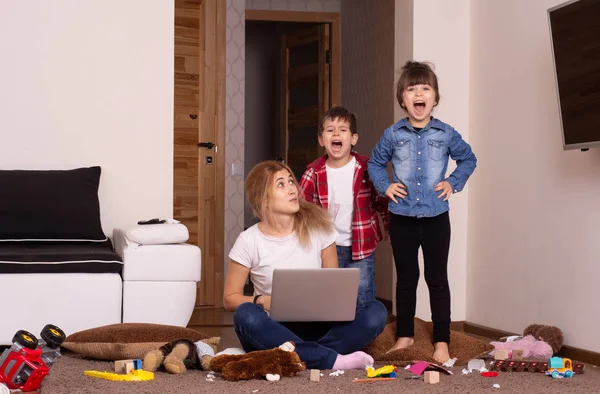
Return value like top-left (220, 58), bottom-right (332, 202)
top-left (310, 369), bottom-right (320, 382)
top-left (494, 349), bottom-right (510, 360)
top-left (114, 360), bottom-right (134, 374)
top-left (424, 371), bottom-right (439, 384)
top-left (511, 349), bottom-right (523, 360)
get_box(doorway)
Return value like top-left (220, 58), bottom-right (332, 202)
top-left (244, 10), bottom-right (341, 230)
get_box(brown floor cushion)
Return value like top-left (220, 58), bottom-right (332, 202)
top-left (61, 323), bottom-right (219, 361)
top-left (363, 318), bottom-right (494, 366)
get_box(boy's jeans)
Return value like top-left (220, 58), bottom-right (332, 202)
top-left (336, 246), bottom-right (376, 308)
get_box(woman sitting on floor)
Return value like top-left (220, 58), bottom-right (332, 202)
top-left (223, 160), bottom-right (387, 370)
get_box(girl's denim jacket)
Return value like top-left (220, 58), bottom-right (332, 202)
top-left (368, 117), bottom-right (477, 218)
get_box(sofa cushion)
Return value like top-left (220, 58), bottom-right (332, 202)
top-left (126, 223), bottom-right (189, 245)
top-left (61, 323), bottom-right (217, 361)
top-left (0, 240), bottom-right (122, 274)
top-left (0, 166), bottom-right (106, 242)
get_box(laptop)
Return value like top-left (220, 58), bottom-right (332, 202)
top-left (269, 268), bottom-right (360, 322)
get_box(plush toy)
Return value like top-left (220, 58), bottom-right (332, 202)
top-left (523, 323), bottom-right (564, 354)
top-left (490, 324), bottom-right (564, 360)
top-left (490, 335), bottom-right (553, 359)
top-left (143, 337), bottom-right (220, 374)
top-left (209, 341), bottom-right (306, 381)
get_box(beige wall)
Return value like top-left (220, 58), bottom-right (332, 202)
top-left (389, 0), bottom-right (471, 320)
top-left (468, 0), bottom-right (600, 351)
top-left (341, 0), bottom-right (395, 300)
top-left (411, 0), bottom-right (471, 321)
top-left (0, 0), bottom-right (174, 235)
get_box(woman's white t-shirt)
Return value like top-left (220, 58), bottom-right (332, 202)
top-left (228, 224), bottom-right (337, 296)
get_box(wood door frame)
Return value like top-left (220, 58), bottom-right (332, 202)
top-left (175, 0), bottom-right (226, 320)
top-left (245, 9), bottom-right (341, 107)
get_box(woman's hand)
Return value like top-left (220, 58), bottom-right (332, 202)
top-left (386, 183), bottom-right (407, 203)
top-left (435, 180), bottom-right (453, 201)
top-left (257, 295), bottom-right (272, 311)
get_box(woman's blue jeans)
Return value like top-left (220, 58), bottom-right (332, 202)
top-left (233, 300), bottom-right (387, 369)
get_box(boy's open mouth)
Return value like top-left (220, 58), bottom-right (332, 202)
top-left (331, 140), bottom-right (343, 152)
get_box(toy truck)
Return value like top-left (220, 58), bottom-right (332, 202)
top-left (546, 357), bottom-right (574, 378)
top-left (0, 324), bottom-right (65, 392)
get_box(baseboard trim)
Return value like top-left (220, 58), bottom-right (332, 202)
top-left (464, 321), bottom-right (600, 367)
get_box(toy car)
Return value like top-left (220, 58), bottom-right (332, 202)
top-left (0, 324), bottom-right (65, 391)
top-left (546, 357), bottom-right (574, 378)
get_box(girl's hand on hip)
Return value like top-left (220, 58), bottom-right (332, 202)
top-left (385, 183), bottom-right (407, 203)
top-left (435, 181), bottom-right (453, 201)
top-left (258, 295), bottom-right (272, 311)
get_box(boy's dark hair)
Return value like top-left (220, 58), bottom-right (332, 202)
top-left (396, 61), bottom-right (440, 109)
top-left (318, 106), bottom-right (357, 136)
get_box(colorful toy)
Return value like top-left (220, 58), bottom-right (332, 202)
top-left (492, 358), bottom-right (584, 374)
top-left (424, 371), bottom-right (439, 384)
top-left (84, 369), bottom-right (154, 381)
top-left (115, 359), bottom-right (142, 374)
top-left (353, 377), bottom-right (395, 382)
top-left (366, 365), bottom-right (397, 378)
top-left (0, 324), bottom-right (65, 392)
top-left (546, 357), bottom-right (574, 378)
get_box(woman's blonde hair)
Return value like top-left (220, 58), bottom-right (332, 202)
top-left (245, 160), bottom-right (332, 247)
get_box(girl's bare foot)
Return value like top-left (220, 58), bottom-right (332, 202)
top-left (432, 342), bottom-right (450, 364)
top-left (386, 337), bottom-right (414, 353)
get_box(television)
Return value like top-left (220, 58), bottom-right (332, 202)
top-left (548, 0), bottom-right (600, 151)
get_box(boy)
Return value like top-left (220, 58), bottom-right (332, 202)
top-left (299, 106), bottom-right (389, 308)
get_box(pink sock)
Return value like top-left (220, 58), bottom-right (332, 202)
top-left (332, 351), bottom-right (374, 370)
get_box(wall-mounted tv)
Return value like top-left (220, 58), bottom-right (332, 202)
top-left (548, 0), bottom-right (600, 151)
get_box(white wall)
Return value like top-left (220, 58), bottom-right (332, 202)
top-left (0, 1), bottom-right (174, 235)
top-left (392, 0), bottom-right (471, 321)
top-left (468, 0), bottom-right (600, 351)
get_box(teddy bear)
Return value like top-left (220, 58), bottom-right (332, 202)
top-left (490, 323), bottom-right (564, 360)
top-left (209, 341), bottom-right (306, 381)
top-left (523, 323), bottom-right (564, 354)
top-left (143, 337), bottom-right (220, 374)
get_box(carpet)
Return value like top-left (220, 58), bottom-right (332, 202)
top-left (40, 352), bottom-right (600, 394)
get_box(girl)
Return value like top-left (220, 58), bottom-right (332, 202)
top-left (368, 61), bottom-right (477, 364)
top-left (224, 160), bottom-right (387, 370)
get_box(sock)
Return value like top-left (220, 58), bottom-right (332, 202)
top-left (195, 340), bottom-right (215, 360)
top-left (332, 351), bottom-right (374, 370)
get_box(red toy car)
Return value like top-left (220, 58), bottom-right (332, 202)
top-left (0, 324), bottom-right (65, 392)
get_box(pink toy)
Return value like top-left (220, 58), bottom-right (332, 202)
top-left (490, 335), bottom-right (553, 360)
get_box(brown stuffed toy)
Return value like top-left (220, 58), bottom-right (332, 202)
top-left (143, 337), bottom-right (220, 374)
top-left (523, 324), bottom-right (564, 354)
top-left (209, 341), bottom-right (306, 381)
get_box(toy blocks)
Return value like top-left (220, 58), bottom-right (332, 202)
top-left (494, 349), bottom-right (510, 360)
top-left (467, 359), bottom-right (486, 372)
top-left (511, 349), bottom-right (523, 360)
top-left (114, 359), bottom-right (142, 374)
top-left (310, 369), bottom-right (320, 382)
top-left (424, 371), bottom-right (439, 384)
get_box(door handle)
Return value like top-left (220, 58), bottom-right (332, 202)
top-left (198, 142), bottom-right (216, 150)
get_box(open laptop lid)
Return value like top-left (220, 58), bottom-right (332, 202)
top-left (269, 268), bottom-right (359, 322)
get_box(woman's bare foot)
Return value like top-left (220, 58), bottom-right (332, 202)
top-left (386, 337), bottom-right (414, 353)
top-left (432, 342), bottom-right (450, 364)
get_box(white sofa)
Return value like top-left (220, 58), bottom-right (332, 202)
top-left (0, 166), bottom-right (201, 345)
top-left (0, 225), bottom-right (201, 345)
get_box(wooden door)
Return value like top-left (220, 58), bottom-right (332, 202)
top-left (280, 24), bottom-right (331, 180)
top-left (173, 0), bottom-right (225, 310)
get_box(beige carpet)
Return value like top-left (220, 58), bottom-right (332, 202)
top-left (39, 351), bottom-right (600, 394)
